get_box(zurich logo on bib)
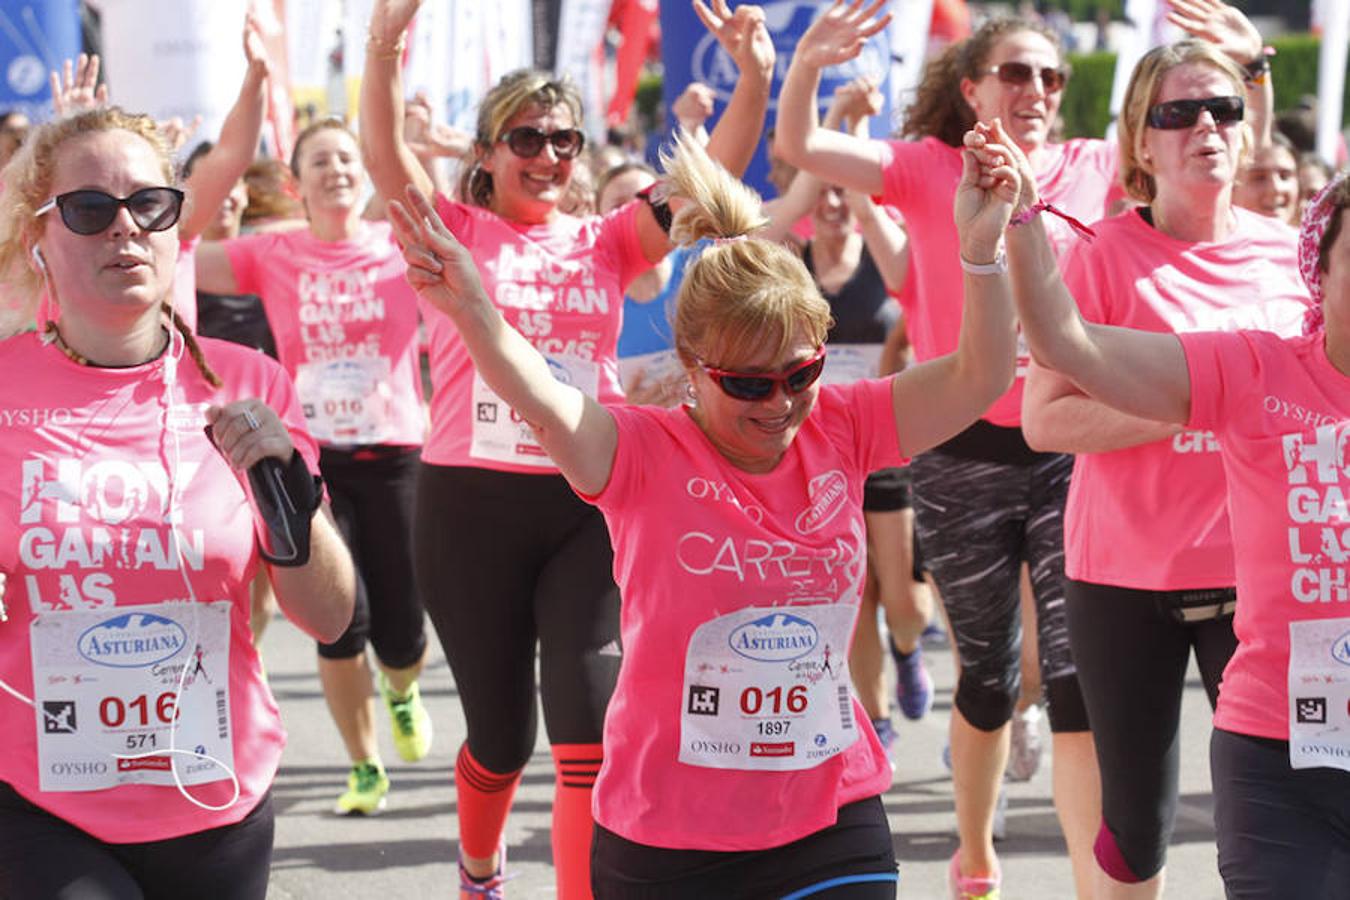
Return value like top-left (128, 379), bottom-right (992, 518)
top-left (1332, 630), bottom-right (1350, 667)
top-left (729, 614), bottom-right (819, 662)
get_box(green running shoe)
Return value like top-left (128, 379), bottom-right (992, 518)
top-left (334, 759), bottom-right (389, 816)
top-left (381, 673), bottom-right (433, 762)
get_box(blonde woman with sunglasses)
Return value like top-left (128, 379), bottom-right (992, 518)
top-left (776, 2), bottom-right (1273, 895)
top-left (386, 124), bottom-right (1017, 900)
top-left (360, 1), bottom-right (772, 896)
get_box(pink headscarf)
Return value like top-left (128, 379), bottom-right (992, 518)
top-left (1297, 171), bottom-right (1348, 334)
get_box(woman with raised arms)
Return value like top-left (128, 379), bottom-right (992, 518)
top-left (385, 126), bottom-right (1018, 898)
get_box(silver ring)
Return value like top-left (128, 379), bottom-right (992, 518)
top-left (242, 409), bottom-right (261, 431)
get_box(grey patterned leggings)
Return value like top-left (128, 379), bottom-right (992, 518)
top-left (910, 449), bottom-right (1087, 733)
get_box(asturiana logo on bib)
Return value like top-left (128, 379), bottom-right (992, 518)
top-left (729, 613), bottom-right (819, 662)
top-left (795, 470), bottom-right (847, 535)
top-left (77, 613), bottom-right (187, 669)
top-left (1331, 630), bottom-right (1350, 667)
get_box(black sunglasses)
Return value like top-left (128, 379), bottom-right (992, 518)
top-left (498, 126), bottom-right (585, 160)
top-left (983, 62), bottom-right (1067, 94)
top-left (697, 348), bottom-right (828, 402)
top-left (36, 187), bottom-right (185, 236)
top-left (1146, 96), bottom-right (1244, 130)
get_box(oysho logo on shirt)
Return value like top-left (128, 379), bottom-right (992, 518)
top-left (0, 407), bottom-right (75, 428)
top-left (77, 612), bottom-right (187, 668)
top-left (729, 613), bottom-right (819, 662)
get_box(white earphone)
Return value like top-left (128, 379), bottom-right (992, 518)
top-left (31, 245), bottom-right (45, 273)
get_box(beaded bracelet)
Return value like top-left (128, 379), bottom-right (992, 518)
top-left (367, 31), bottom-right (406, 61)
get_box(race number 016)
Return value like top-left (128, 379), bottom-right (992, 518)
top-left (739, 685), bottom-right (808, 715)
top-left (99, 692), bottom-right (178, 727)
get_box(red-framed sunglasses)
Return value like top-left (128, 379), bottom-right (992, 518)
top-left (697, 347), bottom-right (828, 401)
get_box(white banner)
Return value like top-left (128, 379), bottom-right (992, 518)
top-left (1317, 0), bottom-right (1350, 165)
top-left (96, 0), bottom-right (248, 146)
top-left (887, 0), bottom-right (934, 133)
top-left (1107, 0), bottom-right (1180, 138)
top-left (553, 0), bottom-right (609, 137)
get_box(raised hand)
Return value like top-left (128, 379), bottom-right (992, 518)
top-left (792, 0), bottom-right (891, 71)
top-left (159, 115), bottom-right (203, 153)
top-left (954, 120), bottom-right (1021, 260)
top-left (369, 0), bottom-right (423, 42)
top-left (50, 54), bottom-right (108, 117)
top-left (827, 77), bottom-right (883, 130)
top-left (673, 82), bottom-right (716, 130)
top-left (388, 186), bottom-right (487, 317)
top-left (693, 0), bottom-right (774, 81)
top-left (1167, 0), bottom-right (1262, 64)
top-left (243, 11), bottom-right (272, 78)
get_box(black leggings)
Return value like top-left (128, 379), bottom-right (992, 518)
top-left (414, 464), bottom-right (621, 771)
top-left (317, 446), bottom-right (427, 668)
top-left (0, 783), bottom-right (273, 900)
top-left (1212, 728), bottom-right (1350, 899)
top-left (1066, 580), bottom-right (1237, 881)
top-left (591, 795), bottom-right (897, 898)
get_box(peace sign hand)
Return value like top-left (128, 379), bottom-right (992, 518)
top-left (693, 0), bottom-right (775, 81)
top-left (388, 186), bottom-right (488, 319)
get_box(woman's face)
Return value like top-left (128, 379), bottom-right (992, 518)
top-left (482, 103), bottom-right (576, 223)
top-left (1139, 63), bottom-right (1245, 203)
top-left (960, 30), bottom-right (1064, 153)
top-left (1300, 160), bottom-right (1332, 219)
top-left (1232, 142), bottom-right (1299, 225)
top-left (295, 128), bottom-right (364, 216)
top-left (811, 186), bottom-right (854, 240)
top-left (597, 168), bottom-right (655, 216)
top-left (688, 326), bottom-right (821, 473)
top-left (203, 177), bottom-right (248, 241)
top-left (38, 129), bottom-right (177, 322)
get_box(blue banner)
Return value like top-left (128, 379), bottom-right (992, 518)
top-left (0, 0), bottom-right (81, 122)
top-left (659, 0), bottom-right (895, 197)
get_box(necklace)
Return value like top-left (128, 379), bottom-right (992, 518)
top-left (41, 320), bottom-right (169, 368)
top-left (41, 320), bottom-right (88, 366)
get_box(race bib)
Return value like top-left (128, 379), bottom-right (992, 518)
top-left (1288, 617), bottom-right (1350, 772)
top-left (469, 352), bottom-right (598, 467)
top-left (31, 601), bottom-right (234, 792)
top-left (679, 604), bottom-right (858, 771)
top-left (296, 356), bottom-right (393, 444)
top-left (618, 350), bottom-right (687, 406)
top-left (819, 344), bottom-right (883, 386)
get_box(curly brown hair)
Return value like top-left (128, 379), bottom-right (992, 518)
top-left (901, 18), bottom-right (1063, 148)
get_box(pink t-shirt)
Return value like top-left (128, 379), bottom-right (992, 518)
top-left (223, 222), bottom-right (425, 447)
top-left (1182, 329), bottom-right (1350, 740)
top-left (425, 197), bottom-right (647, 471)
top-left (584, 378), bottom-right (901, 850)
top-left (877, 136), bottom-right (1120, 427)
top-left (172, 237), bottom-right (199, 332)
top-left (1062, 208), bottom-right (1309, 589)
top-left (0, 333), bottom-right (319, 843)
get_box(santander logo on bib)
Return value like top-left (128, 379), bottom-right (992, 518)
top-left (729, 613), bottom-right (819, 662)
top-left (795, 470), bottom-right (847, 535)
top-left (77, 612), bottom-right (187, 669)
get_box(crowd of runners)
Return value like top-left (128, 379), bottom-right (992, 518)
top-left (0, 0), bottom-right (1348, 897)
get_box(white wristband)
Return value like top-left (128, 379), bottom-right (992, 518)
top-left (960, 248), bottom-right (1007, 276)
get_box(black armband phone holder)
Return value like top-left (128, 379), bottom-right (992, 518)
top-left (248, 453), bottom-right (323, 567)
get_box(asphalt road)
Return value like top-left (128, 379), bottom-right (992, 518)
top-left (260, 615), bottom-right (1226, 899)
